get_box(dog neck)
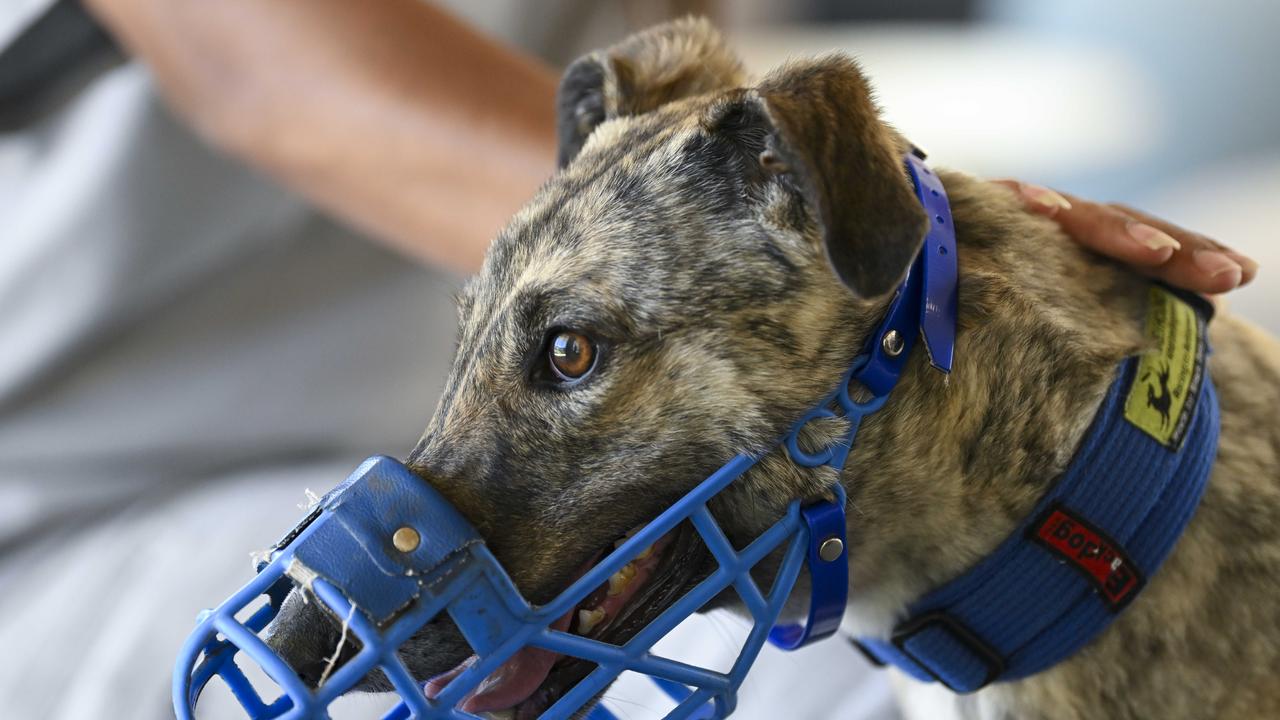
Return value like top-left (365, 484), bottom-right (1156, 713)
top-left (837, 170), bottom-right (1150, 633)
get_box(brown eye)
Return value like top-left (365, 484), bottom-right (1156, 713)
top-left (548, 330), bottom-right (596, 381)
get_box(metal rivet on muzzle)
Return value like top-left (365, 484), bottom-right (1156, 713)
top-left (818, 537), bottom-right (844, 562)
top-left (392, 526), bottom-right (420, 553)
top-left (881, 330), bottom-right (904, 357)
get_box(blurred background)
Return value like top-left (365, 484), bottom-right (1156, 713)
top-left (0, 1), bottom-right (1275, 719)
top-left (461, 0), bottom-right (1280, 329)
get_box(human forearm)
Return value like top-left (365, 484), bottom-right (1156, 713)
top-left (85, 0), bottom-right (558, 274)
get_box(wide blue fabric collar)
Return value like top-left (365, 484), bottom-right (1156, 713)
top-left (856, 288), bottom-right (1220, 692)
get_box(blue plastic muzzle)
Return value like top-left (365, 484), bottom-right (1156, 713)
top-left (170, 425), bottom-right (860, 717)
top-left (173, 152), bottom-right (956, 720)
top-left (172, 444), bottom-right (853, 720)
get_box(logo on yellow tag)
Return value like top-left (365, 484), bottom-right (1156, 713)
top-left (1123, 287), bottom-right (1206, 449)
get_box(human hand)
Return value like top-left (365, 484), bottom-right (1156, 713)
top-left (994, 180), bottom-right (1259, 295)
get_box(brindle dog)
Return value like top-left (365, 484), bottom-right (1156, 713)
top-left (268, 18), bottom-right (1280, 720)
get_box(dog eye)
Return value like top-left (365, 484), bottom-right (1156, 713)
top-left (548, 330), bottom-right (596, 381)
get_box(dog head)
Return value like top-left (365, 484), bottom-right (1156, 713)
top-left (267, 17), bottom-right (929, 714)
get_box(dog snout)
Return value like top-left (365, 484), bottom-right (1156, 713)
top-left (264, 589), bottom-right (354, 688)
top-left (264, 585), bottom-right (477, 693)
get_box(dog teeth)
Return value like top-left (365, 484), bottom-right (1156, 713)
top-left (612, 536), bottom-right (654, 561)
top-left (479, 711), bottom-right (515, 720)
top-left (607, 563), bottom-right (638, 596)
top-left (577, 607), bottom-right (607, 634)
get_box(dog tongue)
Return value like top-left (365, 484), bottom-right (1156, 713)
top-left (422, 536), bottom-right (669, 713)
top-left (424, 606), bottom-right (574, 713)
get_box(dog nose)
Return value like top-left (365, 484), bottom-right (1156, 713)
top-left (286, 653), bottom-right (332, 689)
top-left (265, 589), bottom-right (350, 689)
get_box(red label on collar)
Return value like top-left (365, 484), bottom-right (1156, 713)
top-left (1028, 503), bottom-right (1144, 610)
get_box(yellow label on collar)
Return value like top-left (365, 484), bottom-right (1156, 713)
top-left (1123, 287), bottom-right (1205, 449)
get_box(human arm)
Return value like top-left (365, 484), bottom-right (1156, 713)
top-left (84, 0), bottom-right (558, 275)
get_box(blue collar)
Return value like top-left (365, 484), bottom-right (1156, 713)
top-left (856, 286), bottom-right (1221, 692)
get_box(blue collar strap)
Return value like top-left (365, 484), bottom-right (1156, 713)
top-left (857, 287), bottom-right (1220, 693)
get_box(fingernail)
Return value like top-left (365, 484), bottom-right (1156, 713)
top-left (1019, 183), bottom-right (1072, 211)
top-left (1127, 222), bottom-right (1181, 252)
top-left (1222, 249), bottom-right (1259, 278)
top-left (1193, 249), bottom-right (1243, 282)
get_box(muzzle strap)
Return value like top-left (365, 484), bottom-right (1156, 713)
top-left (766, 494), bottom-right (849, 650)
top-left (766, 151), bottom-right (959, 651)
top-left (854, 152), bottom-right (958, 397)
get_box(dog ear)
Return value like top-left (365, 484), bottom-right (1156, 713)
top-left (556, 16), bottom-right (747, 167)
top-left (752, 56), bottom-right (928, 299)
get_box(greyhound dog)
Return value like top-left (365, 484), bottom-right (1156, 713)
top-left (267, 18), bottom-right (1280, 720)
